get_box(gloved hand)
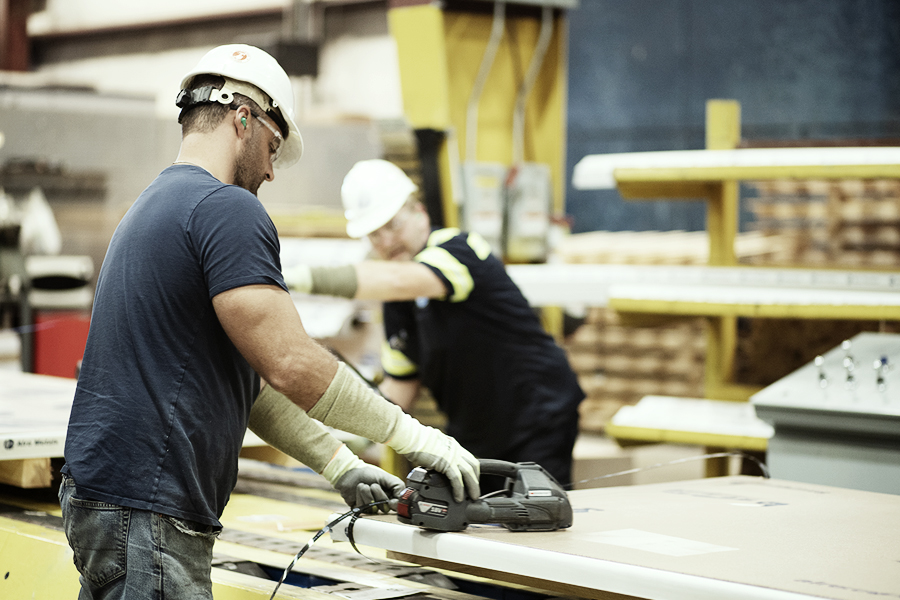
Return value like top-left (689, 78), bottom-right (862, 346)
top-left (323, 445), bottom-right (405, 513)
top-left (334, 466), bottom-right (405, 513)
top-left (387, 412), bottom-right (480, 502)
top-left (283, 264), bottom-right (313, 293)
top-left (249, 386), bottom-right (404, 512)
top-left (308, 363), bottom-right (480, 503)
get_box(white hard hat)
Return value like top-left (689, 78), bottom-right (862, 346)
top-left (342, 160), bottom-right (418, 238)
top-left (178, 44), bottom-right (303, 168)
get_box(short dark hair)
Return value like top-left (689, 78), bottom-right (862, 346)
top-left (178, 74), bottom-right (263, 136)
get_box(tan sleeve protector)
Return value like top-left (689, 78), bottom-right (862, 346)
top-left (248, 384), bottom-right (343, 473)
top-left (307, 362), bottom-right (403, 444)
top-left (310, 265), bottom-right (358, 298)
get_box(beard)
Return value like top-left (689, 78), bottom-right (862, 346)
top-left (232, 131), bottom-right (267, 195)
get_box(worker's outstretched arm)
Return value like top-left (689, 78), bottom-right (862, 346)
top-left (284, 261), bottom-right (445, 301)
top-left (214, 284), bottom-right (479, 502)
top-left (249, 384), bottom-right (403, 512)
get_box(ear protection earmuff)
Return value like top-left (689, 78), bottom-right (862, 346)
top-left (241, 117), bottom-right (247, 129)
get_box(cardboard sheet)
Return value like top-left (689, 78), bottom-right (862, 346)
top-left (330, 476), bottom-right (900, 600)
top-left (1, 371), bottom-right (267, 462)
top-left (0, 371), bottom-right (75, 460)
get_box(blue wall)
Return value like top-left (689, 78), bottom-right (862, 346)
top-left (565, 0), bottom-right (900, 233)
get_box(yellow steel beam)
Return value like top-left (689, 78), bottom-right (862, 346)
top-left (610, 298), bottom-right (900, 320)
top-left (604, 423), bottom-right (768, 453)
top-left (706, 99), bottom-right (741, 151)
top-left (388, 4), bottom-right (452, 130)
top-left (705, 314), bottom-right (738, 399)
top-left (388, 4), bottom-right (457, 227)
top-left (703, 100), bottom-right (740, 398)
top-left (703, 99), bottom-right (740, 267)
top-left (388, 3), bottom-right (569, 219)
top-left (616, 180), bottom-right (723, 200)
top-left (435, 135), bottom-right (460, 228)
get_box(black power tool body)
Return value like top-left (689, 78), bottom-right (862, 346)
top-left (396, 459), bottom-right (573, 532)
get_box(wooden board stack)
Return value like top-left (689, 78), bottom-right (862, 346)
top-left (746, 178), bottom-right (900, 268)
top-left (566, 307), bottom-right (706, 432)
top-left (738, 178), bottom-right (900, 383)
top-left (552, 230), bottom-right (742, 432)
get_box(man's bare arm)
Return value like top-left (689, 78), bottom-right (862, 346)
top-left (215, 283), bottom-right (481, 502)
top-left (284, 261), bottom-right (446, 301)
top-left (212, 284), bottom-right (336, 410)
top-left (353, 261), bottom-right (446, 301)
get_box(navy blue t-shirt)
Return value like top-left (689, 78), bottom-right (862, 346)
top-left (381, 229), bottom-right (584, 459)
top-left (63, 165), bottom-right (286, 527)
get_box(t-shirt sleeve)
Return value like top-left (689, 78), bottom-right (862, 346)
top-left (188, 187), bottom-right (287, 298)
top-left (415, 231), bottom-right (493, 302)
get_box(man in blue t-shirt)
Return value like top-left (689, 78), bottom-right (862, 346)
top-left (59, 45), bottom-right (479, 600)
top-left (287, 160), bottom-right (585, 489)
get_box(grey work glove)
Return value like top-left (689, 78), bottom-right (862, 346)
top-left (334, 465), bottom-right (406, 514)
top-left (322, 445), bottom-right (405, 513)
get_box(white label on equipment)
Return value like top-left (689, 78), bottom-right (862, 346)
top-left (583, 529), bottom-right (738, 557)
top-left (417, 501), bottom-right (448, 516)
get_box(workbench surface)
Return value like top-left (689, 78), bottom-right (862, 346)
top-left (331, 475), bottom-right (899, 600)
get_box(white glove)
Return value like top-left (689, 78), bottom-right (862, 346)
top-left (308, 363), bottom-right (480, 503)
top-left (283, 264), bottom-right (313, 293)
top-left (388, 412), bottom-right (480, 502)
top-left (322, 445), bottom-right (405, 513)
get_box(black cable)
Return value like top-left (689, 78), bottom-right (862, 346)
top-left (268, 499), bottom-right (389, 599)
top-left (346, 506), bottom-right (373, 557)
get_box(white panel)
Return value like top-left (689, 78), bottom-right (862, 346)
top-left (29, 0), bottom-right (286, 35)
top-left (572, 147), bottom-right (900, 190)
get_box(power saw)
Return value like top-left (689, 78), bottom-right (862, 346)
top-left (396, 459), bottom-right (573, 532)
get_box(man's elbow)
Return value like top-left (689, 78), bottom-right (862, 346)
top-left (261, 351), bottom-right (337, 412)
top-left (260, 359), bottom-right (314, 411)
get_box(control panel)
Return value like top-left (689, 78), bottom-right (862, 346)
top-left (751, 332), bottom-right (900, 494)
top-left (752, 332), bottom-right (900, 435)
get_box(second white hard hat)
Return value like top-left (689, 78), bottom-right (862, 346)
top-left (179, 44), bottom-right (303, 168)
top-left (342, 159), bottom-right (418, 238)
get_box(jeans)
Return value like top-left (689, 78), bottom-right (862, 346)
top-left (59, 474), bottom-right (220, 600)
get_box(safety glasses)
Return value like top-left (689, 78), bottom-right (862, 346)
top-left (254, 114), bottom-right (283, 164)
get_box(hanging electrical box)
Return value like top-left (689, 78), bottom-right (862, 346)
top-left (461, 162), bottom-right (507, 255)
top-left (505, 162), bottom-right (551, 262)
top-left (389, 1), bottom-right (574, 261)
